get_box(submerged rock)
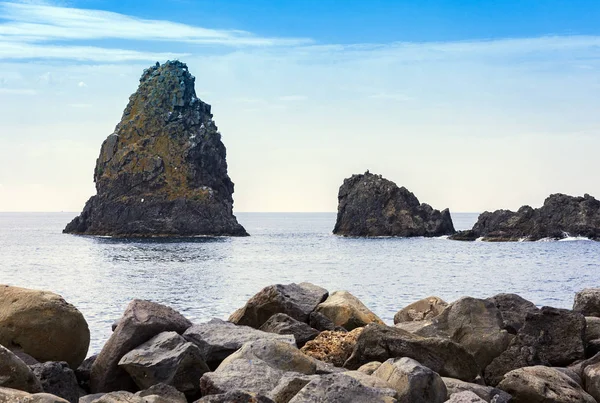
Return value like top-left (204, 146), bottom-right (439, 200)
top-left (333, 172), bottom-right (455, 237)
top-left (450, 193), bottom-right (600, 241)
top-left (64, 61), bottom-right (247, 237)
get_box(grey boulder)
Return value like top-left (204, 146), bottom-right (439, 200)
top-left (574, 288), bottom-right (600, 317)
top-left (259, 313), bottom-right (319, 348)
top-left (445, 391), bottom-right (488, 403)
top-left (0, 345), bottom-right (42, 393)
top-left (486, 293), bottom-right (539, 334)
top-left (442, 377), bottom-right (512, 403)
top-left (30, 361), bottom-right (79, 403)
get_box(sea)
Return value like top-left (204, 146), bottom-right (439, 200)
top-left (1, 212), bottom-right (599, 355)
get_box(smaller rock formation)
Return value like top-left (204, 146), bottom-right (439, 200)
top-left (451, 193), bottom-right (600, 241)
top-left (393, 296), bottom-right (448, 324)
top-left (333, 172), bottom-right (455, 237)
top-left (315, 291), bottom-right (384, 331)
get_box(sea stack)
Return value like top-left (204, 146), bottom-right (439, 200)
top-left (333, 171), bottom-right (455, 237)
top-left (451, 193), bottom-right (600, 241)
top-left (64, 61), bottom-right (247, 236)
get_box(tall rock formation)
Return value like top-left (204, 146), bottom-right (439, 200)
top-left (64, 61), bottom-right (247, 236)
top-left (451, 193), bottom-right (600, 241)
top-left (333, 172), bottom-right (455, 237)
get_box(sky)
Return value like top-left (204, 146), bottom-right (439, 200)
top-left (1, 1), bottom-right (600, 213)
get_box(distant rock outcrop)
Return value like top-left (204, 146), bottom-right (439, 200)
top-left (332, 172), bottom-right (455, 237)
top-left (451, 193), bottom-right (600, 241)
top-left (64, 61), bottom-right (247, 237)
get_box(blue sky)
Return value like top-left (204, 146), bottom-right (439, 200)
top-left (1, 0), bottom-right (600, 212)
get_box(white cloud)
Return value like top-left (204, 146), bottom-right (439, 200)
top-left (0, 87), bottom-right (35, 94)
top-left (279, 95), bottom-right (307, 101)
top-left (77, 81), bottom-right (86, 88)
top-left (368, 93), bottom-right (413, 101)
top-left (0, 2), bottom-right (310, 47)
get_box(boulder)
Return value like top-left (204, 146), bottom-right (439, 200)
top-left (486, 293), bottom-right (539, 334)
top-left (442, 377), bottom-right (512, 403)
top-left (90, 299), bottom-right (192, 393)
top-left (372, 357), bottom-right (447, 403)
top-left (79, 394), bottom-right (107, 403)
top-left (484, 306), bottom-right (586, 385)
top-left (393, 296), bottom-right (447, 324)
top-left (0, 285), bottom-right (89, 368)
top-left (583, 362), bottom-right (600, 401)
top-left (308, 311), bottom-right (336, 332)
top-left (450, 193), bottom-right (600, 241)
top-left (84, 391), bottom-right (141, 402)
top-left (586, 317), bottom-right (600, 344)
top-left (0, 344), bottom-right (43, 393)
top-left (315, 291), bottom-right (384, 330)
top-left (221, 339), bottom-right (318, 375)
top-left (344, 370), bottom-right (396, 391)
top-left (496, 366), bottom-right (595, 402)
top-left (332, 171), bottom-right (455, 237)
top-left (183, 319), bottom-right (295, 369)
top-left (287, 373), bottom-right (398, 403)
top-left (267, 372), bottom-right (317, 403)
top-left (63, 60), bottom-right (247, 237)
top-left (30, 361), bottom-right (79, 403)
top-left (568, 352), bottom-right (600, 379)
top-left (135, 383), bottom-right (187, 403)
top-left (575, 289), bottom-right (600, 317)
top-left (200, 357), bottom-right (286, 397)
top-left (118, 331), bottom-right (209, 397)
top-left (0, 387), bottom-right (69, 402)
top-left (196, 391), bottom-right (275, 402)
top-left (357, 361), bottom-right (383, 375)
top-left (445, 391), bottom-right (487, 403)
top-left (415, 297), bottom-right (512, 371)
top-left (75, 355), bottom-right (97, 392)
top-left (300, 328), bottom-right (363, 367)
top-left (344, 324), bottom-right (479, 382)
top-left (229, 283), bottom-right (328, 328)
top-left (259, 313), bottom-right (319, 347)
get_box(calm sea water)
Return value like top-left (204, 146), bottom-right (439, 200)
top-left (1, 212), bottom-right (599, 355)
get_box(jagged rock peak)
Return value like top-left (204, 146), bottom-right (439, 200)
top-left (64, 60), bottom-right (247, 237)
top-left (451, 192), bottom-right (600, 242)
top-left (333, 171), bottom-right (456, 237)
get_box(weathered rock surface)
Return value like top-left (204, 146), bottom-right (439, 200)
top-left (442, 378), bottom-right (511, 403)
top-left (183, 319), bottom-right (295, 370)
top-left (268, 372), bottom-right (317, 403)
top-left (486, 293), bottom-right (539, 334)
top-left (344, 324), bottom-right (479, 382)
top-left (0, 386), bottom-right (69, 402)
top-left (30, 361), bottom-right (79, 403)
top-left (373, 357), bottom-right (447, 403)
top-left (583, 362), bottom-right (600, 401)
top-left (393, 296), bottom-right (447, 324)
top-left (484, 306), bottom-right (586, 385)
top-left (64, 60), bottom-right (247, 237)
top-left (229, 283), bottom-right (328, 328)
top-left (357, 361), bottom-right (383, 375)
top-left (287, 373), bottom-right (398, 403)
top-left (415, 297), bottom-right (512, 371)
top-left (0, 345), bottom-right (43, 393)
top-left (259, 313), bottom-right (319, 347)
top-left (118, 331), bottom-right (209, 397)
top-left (575, 289), bottom-right (600, 317)
top-left (136, 383), bottom-right (187, 403)
top-left (445, 391), bottom-right (488, 403)
top-left (450, 193), bottom-right (600, 241)
top-left (76, 355), bottom-right (97, 392)
top-left (196, 390), bottom-right (275, 403)
top-left (308, 311), bottom-right (336, 331)
top-left (90, 299), bottom-right (192, 393)
top-left (333, 172), bottom-right (455, 237)
top-left (301, 328), bottom-right (363, 367)
top-left (497, 366), bottom-right (596, 403)
top-left (0, 285), bottom-right (89, 368)
top-left (315, 291), bottom-right (384, 330)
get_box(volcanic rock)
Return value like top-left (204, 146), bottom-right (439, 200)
top-left (450, 193), bottom-right (600, 241)
top-left (333, 172), bottom-right (455, 237)
top-left (64, 60), bottom-right (247, 237)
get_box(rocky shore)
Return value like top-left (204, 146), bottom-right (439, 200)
top-left (4, 284), bottom-right (600, 402)
top-left (333, 172), bottom-right (455, 237)
top-left (451, 193), bottom-right (600, 242)
top-left (64, 61), bottom-right (246, 237)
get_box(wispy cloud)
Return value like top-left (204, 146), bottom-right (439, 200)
top-left (0, 87), bottom-right (36, 95)
top-left (0, 2), bottom-right (311, 46)
top-left (279, 95), bottom-right (308, 101)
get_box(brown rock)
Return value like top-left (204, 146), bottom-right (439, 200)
top-left (0, 345), bottom-right (42, 393)
top-left (315, 291), bottom-right (384, 331)
top-left (0, 285), bottom-right (89, 368)
top-left (301, 328), bottom-right (363, 367)
top-left (393, 296), bottom-right (447, 324)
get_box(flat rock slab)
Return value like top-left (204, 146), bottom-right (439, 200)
top-left (183, 318), bottom-right (295, 369)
